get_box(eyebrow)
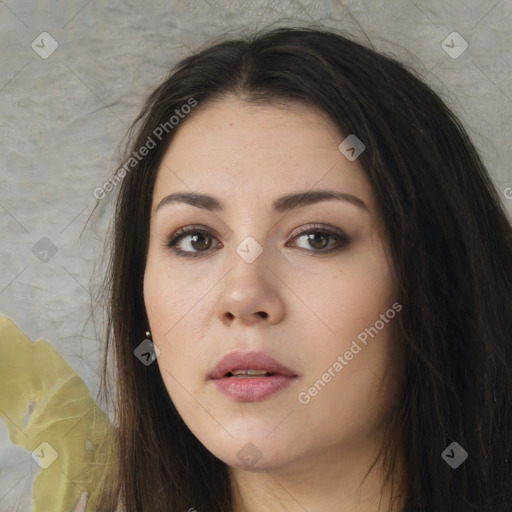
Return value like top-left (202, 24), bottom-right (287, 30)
top-left (155, 189), bottom-right (369, 214)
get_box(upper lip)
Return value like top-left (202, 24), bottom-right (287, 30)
top-left (209, 350), bottom-right (297, 379)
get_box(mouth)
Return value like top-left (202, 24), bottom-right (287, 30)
top-left (209, 350), bottom-right (297, 379)
top-left (226, 369), bottom-right (276, 378)
top-left (209, 351), bottom-right (298, 402)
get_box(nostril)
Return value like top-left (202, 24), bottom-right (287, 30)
top-left (257, 311), bottom-right (268, 319)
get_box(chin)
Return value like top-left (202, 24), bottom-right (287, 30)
top-left (203, 435), bottom-right (301, 472)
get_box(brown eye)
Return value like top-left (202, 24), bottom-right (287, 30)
top-left (288, 224), bottom-right (350, 254)
top-left (187, 232), bottom-right (213, 251)
top-left (166, 227), bottom-right (221, 257)
top-left (296, 231), bottom-right (331, 250)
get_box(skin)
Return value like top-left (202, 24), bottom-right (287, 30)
top-left (143, 96), bottom-right (406, 512)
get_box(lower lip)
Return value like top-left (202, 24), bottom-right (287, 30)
top-left (212, 375), bottom-right (296, 401)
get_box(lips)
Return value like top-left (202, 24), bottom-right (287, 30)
top-left (209, 351), bottom-right (297, 380)
top-left (209, 350), bottom-right (298, 402)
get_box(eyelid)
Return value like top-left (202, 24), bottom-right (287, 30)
top-left (167, 224), bottom-right (216, 242)
top-left (288, 223), bottom-right (348, 242)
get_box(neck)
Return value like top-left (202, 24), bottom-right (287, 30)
top-left (229, 439), bottom-right (405, 512)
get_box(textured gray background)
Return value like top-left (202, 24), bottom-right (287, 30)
top-left (1, 0), bottom-right (511, 509)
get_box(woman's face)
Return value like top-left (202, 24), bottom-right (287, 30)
top-left (143, 96), bottom-right (404, 471)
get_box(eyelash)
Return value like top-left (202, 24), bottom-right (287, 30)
top-left (164, 224), bottom-right (350, 258)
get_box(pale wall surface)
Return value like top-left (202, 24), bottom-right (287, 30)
top-left (1, 0), bottom-right (511, 509)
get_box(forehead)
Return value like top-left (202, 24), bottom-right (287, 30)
top-left (152, 96), bottom-right (374, 214)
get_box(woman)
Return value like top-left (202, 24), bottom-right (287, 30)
top-left (88, 25), bottom-right (512, 511)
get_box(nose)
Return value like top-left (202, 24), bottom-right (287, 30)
top-left (216, 243), bottom-right (285, 327)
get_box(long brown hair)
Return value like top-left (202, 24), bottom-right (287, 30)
top-left (89, 25), bottom-right (512, 511)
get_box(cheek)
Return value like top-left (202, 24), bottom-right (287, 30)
top-left (295, 320), bottom-right (400, 447)
top-left (291, 241), bottom-right (400, 417)
top-left (144, 257), bottom-right (210, 398)
top-left (144, 260), bottom-right (187, 376)
top-left (290, 241), bottom-right (395, 347)
top-left (143, 253), bottom-right (203, 334)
